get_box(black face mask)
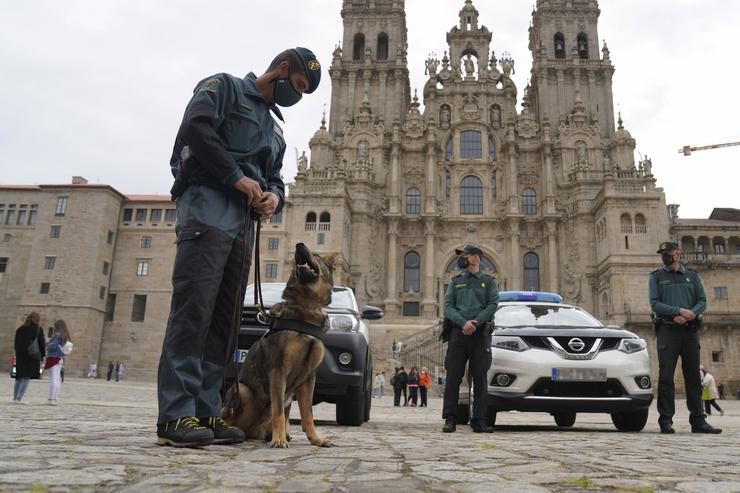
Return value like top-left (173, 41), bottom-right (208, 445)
top-left (273, 70), bottom-right (302, 107)
top-left (661, 253), bottom-right (675, 266)
top-left (457, 256), bottom-right (469, 269)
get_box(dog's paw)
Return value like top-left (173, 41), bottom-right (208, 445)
top-left (311, 437), bottom-right (333, 447)
top-left (269, 438), bottom-right (290, 448)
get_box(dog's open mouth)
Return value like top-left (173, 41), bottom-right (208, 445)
top-left (295, 243), bottom-right (320, 283)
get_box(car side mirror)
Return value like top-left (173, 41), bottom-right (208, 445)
top-left (361, 305), bottom-right (384, 320)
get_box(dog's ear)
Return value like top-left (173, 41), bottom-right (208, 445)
top-left (323, 253), bottom-right (338, 270)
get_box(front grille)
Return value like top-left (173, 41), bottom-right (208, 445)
top-left (528, 377), bottom-right (626, 398)
top-left (241, 306), bottom-right (270, 326)
top-left (550, 336), bottom-right (598, 354)
top-left (237, 332), bottom-right (265, 350)
top-left (521, 336), bottom-right (549, 349)
top-left (600, 338), bottom-right (621, 351)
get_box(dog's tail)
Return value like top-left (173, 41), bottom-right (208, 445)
top-left (220, 383), bottom-right (243, 425)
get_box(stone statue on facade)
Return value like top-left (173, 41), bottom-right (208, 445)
top-left (464, 54), bottom-right (475, 77)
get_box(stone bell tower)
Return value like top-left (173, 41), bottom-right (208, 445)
top-left (528, 0), bottom-right (616, 138)
top-left (328, 0), bottom-right (411, 137)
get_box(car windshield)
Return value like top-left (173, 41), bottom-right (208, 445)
top-left (495, 303), bottom-right (602, 328)
top-left (244, 284), bottom-right (356, 311)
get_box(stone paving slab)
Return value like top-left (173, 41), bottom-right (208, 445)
top-left (3, 377), bottom-right (739, 492)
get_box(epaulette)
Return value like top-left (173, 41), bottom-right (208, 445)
top-left (649, 268), bottom-right (661, 276)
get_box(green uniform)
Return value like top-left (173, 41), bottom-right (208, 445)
top-left (648, 264), bottom-right (707, 428)
top-left (442, 270), bottom-right (499, 422)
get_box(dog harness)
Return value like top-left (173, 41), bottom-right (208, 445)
top-left (267, 318), bottom-right (325, 340)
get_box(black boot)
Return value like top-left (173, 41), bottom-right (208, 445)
top-left (470, 419), bottom-right (494, 433)
top-left (156, 417), bottom-right (214, 448)
top-left (691, 422), bottom-right (722, 434)
top-left (442, 417), bottom-right (456, 433)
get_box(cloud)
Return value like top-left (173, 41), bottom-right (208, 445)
top-left (0, 0), bottom-right (737, 218)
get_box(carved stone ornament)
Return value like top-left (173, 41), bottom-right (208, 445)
top-left (515, 107), bottom-right (539, 139)
top-left (461, 94), bottom-right (480, 120)
top-left (402, 90), bottom-right (427, 139)
top-left (365, 262), bottom-right (384, 299)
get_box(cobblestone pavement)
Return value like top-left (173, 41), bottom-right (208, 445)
top-left (3, 377), bottom-right (739, 492)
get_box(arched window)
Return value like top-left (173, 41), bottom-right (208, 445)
top-left (404, 251), bottom-right (420, 292)
top-left (522, 188), bottom-right (537, 215)
top-left (353, 33), bottom-right (365, 60)
top-left (446, 254), bottom-right (497, 274)
top-left (554, 33), bottom-right (566, 59)
top-left (577, 33), bottom-right (588, 59)
top-left (635, 214), bottom-right (647, 234)
top-left (445, 137), bottom-right (453, 161)
top-left (319, 212), bottom-right (330, 223)
top-left (460, 130), bottom-right (482, 159)
top-left (620, 213), bottom-right (632, 234)
top-left (305, 211), bottom-right (317, 231)
top-left (491, 170), bottom-right (497, 201)
top-left (460, 175), bottom-right (483, 214)
top-left (523, 252), bottom-right (540, 291)
top-left (488, 135), bottom-right (496, 161)
top-left (713, 238), bottom-right (726, 254)
top-left (406, 188), bottom-right (421, 214)
top-left (377, 33), bottom-right (389, 60)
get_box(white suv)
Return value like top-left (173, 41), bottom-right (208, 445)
top-left (462, 291), bottom-right (653, 431)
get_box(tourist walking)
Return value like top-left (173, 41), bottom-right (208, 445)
top-left (45, 320), bottom-right (72, 405)
top-left (13, 312), bottom-right (45, 403)
top-left (418, 367), bottom-right (431, 407)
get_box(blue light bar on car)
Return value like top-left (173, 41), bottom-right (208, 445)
top-left (498, 291), bottom-right (563, 303)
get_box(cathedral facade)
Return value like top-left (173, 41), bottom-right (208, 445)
top-left (285, 0), bottom-right (669, 324)
top-left (1, 0), bottom-right (737, 387)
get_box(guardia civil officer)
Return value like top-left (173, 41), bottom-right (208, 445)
top-left (442, 245), bottom-right (498, 433)
top-left (156, 48), bottom-right (322, 447)
top-left (649, 241), bottom-right (721, 434)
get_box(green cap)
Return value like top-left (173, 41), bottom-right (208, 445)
top-left (293, 47), bottom-right (321, 94)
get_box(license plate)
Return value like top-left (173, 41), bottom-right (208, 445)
top-left (234, 349), bottom-right (248, 363)
top-left (551, 367), bottom-right (607, 382)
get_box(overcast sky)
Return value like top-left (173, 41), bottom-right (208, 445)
top-left (1, 0), bottom-right (738, 219)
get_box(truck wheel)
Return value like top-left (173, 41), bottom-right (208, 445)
top-left (337, 385), bottom-right (364, 426)
top-left (611, 409), bottom-right (649, 432)
top-left (553, 412), bottom-right (577, 427)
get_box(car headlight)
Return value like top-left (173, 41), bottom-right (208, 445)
top-left (328, 314), bottom-right (359, 332)
top-left (617, 338), bottom-right (647, 354)
top-left (491, 335), bottom-right (530, 352)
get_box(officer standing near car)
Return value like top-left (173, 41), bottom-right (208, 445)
top-left (649, 241), bottom-right (721, 434)
top-left (156, 47), bottom-right (322, 448)
top-left (442, 245), bottom-right (498, 433)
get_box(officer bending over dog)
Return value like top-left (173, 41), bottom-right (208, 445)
top-left (441, 245), bottom-right (498, 433)
top-left (649, 241), bottom-right (721, 434)
top-left (156, 48), bottom-right (322, 448)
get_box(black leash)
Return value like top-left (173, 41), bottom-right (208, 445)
top-left (224, 202), bottom-right (263, 416)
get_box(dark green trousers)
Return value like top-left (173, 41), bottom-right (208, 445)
top-left (442, 329), bottom-right (492, 422)
top-left (656, 323), bottom-right (703, 426)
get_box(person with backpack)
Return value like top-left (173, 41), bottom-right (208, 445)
top-left (13, 312), bottom-right (45, 404)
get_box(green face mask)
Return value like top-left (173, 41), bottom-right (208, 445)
top-left (273, 71), bottom-right (302, 107)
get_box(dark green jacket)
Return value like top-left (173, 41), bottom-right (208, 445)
top-left (648, 264), bottom-right (707, 318)
top-left (444, 270), bottom-right (499, 328)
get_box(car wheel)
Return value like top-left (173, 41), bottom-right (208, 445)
top-left (363, 352), bottom-right (373, 422)
top-left (486, 407), bottom-right (497, 427)
top-left (611, 409), bottom-right (649, 432)
top-left (336, 385), bottom-right (364, 426)
top-left (553, 412), bottom-right (577, 427)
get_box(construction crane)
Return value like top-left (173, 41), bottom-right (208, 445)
top-left (679, 141), bottom-right (740, 156)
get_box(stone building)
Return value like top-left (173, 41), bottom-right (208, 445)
top-left (0, 0), bottom-right (738, 390)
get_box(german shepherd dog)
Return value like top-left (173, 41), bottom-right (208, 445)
top-left (221, 242), bottom-right (334, 448)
